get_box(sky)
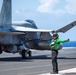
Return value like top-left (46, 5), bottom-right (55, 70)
top-left (0, 0), bottom-right (76, 41)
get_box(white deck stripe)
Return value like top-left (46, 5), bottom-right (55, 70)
top-left (39, 68), bottom-right (76, 75)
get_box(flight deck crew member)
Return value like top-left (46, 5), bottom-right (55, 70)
top-left (50, 33), bottom-right (69, 74)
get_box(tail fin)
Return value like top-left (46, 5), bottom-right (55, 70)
top-left (0, 0), bottom-right (12, 28)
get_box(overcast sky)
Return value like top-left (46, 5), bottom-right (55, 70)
top-left (0, 0), bottom-right (76, 41)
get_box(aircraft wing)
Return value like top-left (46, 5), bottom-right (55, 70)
top-left (13, 27), bottom-right (53, 32)
top-left (12, 20), bottom-right (76, 33)
top-left (0, 31), bottom-right (25, 35)
top-left (56, 21), bottom-right (76, 33)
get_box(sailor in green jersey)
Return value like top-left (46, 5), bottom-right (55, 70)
top-left (50, 35), bottom-right (69, 50)
top-left (50, 33), bottom-right (69, 74)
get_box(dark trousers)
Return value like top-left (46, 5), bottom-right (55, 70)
top-left (52, 50), bottom-right (58, 73)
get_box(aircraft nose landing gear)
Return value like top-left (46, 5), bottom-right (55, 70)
top-left (21, 49), bottom-right (32, 59)
top-left (27, 50), bottom-right (32, 57)
top-left (0, 46), bottom-right (2, 54)
top-left (22, 50), bottom-right (27, 59)
top-left (0, 50), bottom-right (2, 54)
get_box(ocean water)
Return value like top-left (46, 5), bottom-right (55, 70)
top-left (62, 41), bottom-right (76, 47)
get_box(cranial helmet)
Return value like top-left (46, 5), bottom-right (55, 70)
top-left (53, 33), bottom-right (59, 37)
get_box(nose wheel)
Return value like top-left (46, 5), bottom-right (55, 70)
top-left (0, 46), bottom-right (2, 54)
top-left (0, 50), bottom-right (2, 54)
top-left (21, 49), bottom-right (32, 59)
top-left (28, 50), bottom-right (32, 57)
top-left (22, 50), bottom-right (27, 59)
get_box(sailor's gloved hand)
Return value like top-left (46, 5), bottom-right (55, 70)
top-left (67, 39), bottom-right (70, 41)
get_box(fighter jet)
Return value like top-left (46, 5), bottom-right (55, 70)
top-left (0, 0), bottom-right (76, 59)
